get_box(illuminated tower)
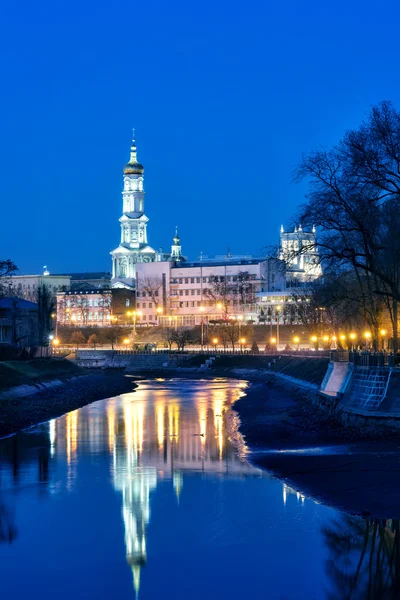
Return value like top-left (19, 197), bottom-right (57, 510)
top-left (111, 131), bottom-right (157, 289)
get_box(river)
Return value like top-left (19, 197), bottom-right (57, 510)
top-left (0, 378), bottom-right (398, 599)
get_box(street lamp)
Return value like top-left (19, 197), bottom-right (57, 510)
top-left (276, 305), bottom-right (282, 351)
top-left (364, 331), bottom-right (371, 350)
top-left (380, 329), bottom-right (387, 351)
top-left (199, 306), bottom-right (205, 348)
top-left (293, 336), bottom-right (300, 350)
top-left (127, 310), bottom-right (142, 342)
top-left (240, 337), bottom-right (246, 352)
top-left (310, 335), bottom-right (318, 350)
top-left (349, 332), bottom-right (357, 350)
top-left (213, 337), bottom-right (219, 351)
top-left (123, 338), bottom-right (130, 347)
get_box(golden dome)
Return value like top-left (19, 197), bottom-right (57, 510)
top-left (124, 139), bottom-right (144, 175)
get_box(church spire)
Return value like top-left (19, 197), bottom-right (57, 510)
top-left (170, 226), bottom-right (184, 261)
top-left (124, 128), bottom-right (144, 175)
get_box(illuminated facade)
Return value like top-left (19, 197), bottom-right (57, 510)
top-left (111, 133), bottom-right (168, 290)
top-left (279, 224), bottom-right (322, 285)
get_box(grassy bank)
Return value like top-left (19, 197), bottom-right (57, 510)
top-left (0, 365), bottom-right (137, 438)
top-left (183, 354), bottom-right (329, 386)
top-left (0, 359), bottom-right (81, 392)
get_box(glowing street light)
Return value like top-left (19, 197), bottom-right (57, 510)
top-left (270, 336), bottom-right (277, 344)
top-left (123, 338), bottom-right (130, 346)
top-left (213, 337), bottom-right (219, 350)
top-left (380, 328), bottom-right (387, 350)
top-left (156, 307), bottom-right (163, 314)
top-left (52, 338), bottom-right (60, 346)
top-left (364, 331), bottom-right (371, 350)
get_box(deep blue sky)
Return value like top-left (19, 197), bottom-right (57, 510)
top-left (1, 0), bottom-right (400, 274)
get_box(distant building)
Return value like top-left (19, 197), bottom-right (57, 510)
top-left (55, 272), bottom-right (111, 291)
top-left (8, 267), bottom-right (71, 302)
top-left (56, 288), bottom-right (135, 327)
top-left (279, 224), bottom-right (322, 285)
top-left (0, 297), bottom-right (39, 346)
top-left (135, 245), bottom-right (286, 326)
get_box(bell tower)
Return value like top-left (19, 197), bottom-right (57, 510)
top-left (111, 131), bottom-right (157, 289)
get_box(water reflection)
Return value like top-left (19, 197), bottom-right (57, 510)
top-left (2, 378), bottom-right (394, 599)
top-left (324, 516), bottom-right (400, 599)
top-left (0, 379), bottom-right (270, 597)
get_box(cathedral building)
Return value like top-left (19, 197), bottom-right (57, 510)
top-left (111, 133), bottom-right (169, 290)
top-left (279, 224), bottom-right (322, 285)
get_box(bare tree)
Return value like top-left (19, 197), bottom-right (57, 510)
top-left (70, 331), bottom-right (86, 349)
top-left (98, 292), bottom-right (112, 325)
top-left (37, 284), bottom-right (55, 346)
top-left (204, 275), bottom-right (234, 316)
top-left (163, 328), bottom-right (176, 350)
top-left (138, 276), bottom-right (163, 309)
top-left (0, 260), bottom-right (18, 298)
top-left (69, 294), bottom-right (90, 325)
top-left (295, 101), bottom-right (400, 350)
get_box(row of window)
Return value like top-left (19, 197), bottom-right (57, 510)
top-left (136, 291), bottom-right (158, 298)
top-left (136, 302), bottom-right (154, 309)
top-left (170, 275), bottom-right (257, 284)
top-left (64, 298), bottom-right (104, 308)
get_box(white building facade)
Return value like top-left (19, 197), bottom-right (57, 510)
top-left (8, 270), bottom-right (71, 303)
top-left (135, 255), bottom-right (286, 326)
top-left (111, 133), bottom-right (167, 290)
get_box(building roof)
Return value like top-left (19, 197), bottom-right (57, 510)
top-left (0, 297), bottom-right (38, 310)
top-left (172, 258), bottom-right (268, 269)
top-left (55, 272), bottom-right (111, 280)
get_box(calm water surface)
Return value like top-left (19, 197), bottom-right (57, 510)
top-left (0, 378), bottom-right (397, 599)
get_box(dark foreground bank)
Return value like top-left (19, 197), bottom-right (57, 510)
top-left (233, 381), bottom-right (400, 518)
top-left (0, 367), bottom-right (137, 438)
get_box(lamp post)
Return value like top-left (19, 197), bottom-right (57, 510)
top-left (127, 310), bottom-right (142, 344)
top-left (349, 332), bottom-right (357, 351)
top-left (240, 337), bottom-right (246, 353)
top-left (311, 335), bottom-right (318, 351)
top-left (213, 337), bottom-right (218, 351)
top-left (199, 306), bottom-right (205, 348)
top-left (270, 336), bottom-right (277, 351)
top-left (364, 331), bottom-right (371, 350)
top-left (276, 305), bottom-right (282, 351)
top-left (293, 336), bottom-right (300, 351)
top-left (380, 329), bottom-right (387, 351)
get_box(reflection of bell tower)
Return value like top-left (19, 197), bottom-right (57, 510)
top-left (112, 401), bottom-right (157, 598)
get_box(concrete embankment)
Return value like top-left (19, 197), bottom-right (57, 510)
top-left (0, 359), bottom-right (137, 438)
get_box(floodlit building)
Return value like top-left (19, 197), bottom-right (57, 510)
top-left (135, 247), bottom-right (286, 326)
top-left (110, 132), bottom-right (170, 290)
top-left (8, 268), bottom-right (71, 302)
top-left (279, 224), bottom-right (322, 285)
top-left (56, 288), bottom-right (136, 326)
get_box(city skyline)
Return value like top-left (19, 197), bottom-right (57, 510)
top-left (2, 0), bottom-right (400, 274)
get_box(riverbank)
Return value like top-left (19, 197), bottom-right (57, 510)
top-left (0, 360), bottom-right (138, 438)
top-left (233, 380), bottom-right (400, 518)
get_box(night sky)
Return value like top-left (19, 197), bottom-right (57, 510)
top-left (1, 0), bottom-right (400, 274)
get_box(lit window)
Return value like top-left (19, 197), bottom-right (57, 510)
top-left (126, 299), bottom-right (130, 307)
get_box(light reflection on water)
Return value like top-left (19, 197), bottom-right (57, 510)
top-left (1, 377), bottom-right (393, 599)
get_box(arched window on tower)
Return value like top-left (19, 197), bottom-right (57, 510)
top-left (139, 198), bottom-right (143, 212)
top-left (119, 261), bottom-right (127, 278)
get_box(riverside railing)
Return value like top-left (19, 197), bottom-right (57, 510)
top-left (345, 351), bottom-right (400, 367)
